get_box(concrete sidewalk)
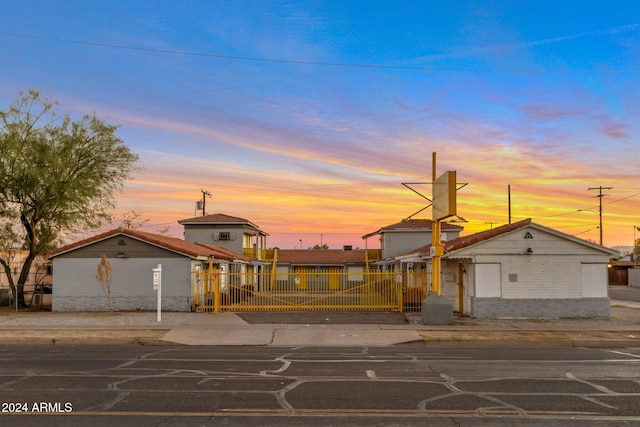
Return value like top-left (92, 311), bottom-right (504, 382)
top-left (0, 301), bottom-right (638, 347)
top-left (162, 313), bottom-right (425, 346)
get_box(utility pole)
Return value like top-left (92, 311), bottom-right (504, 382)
top-left (200, 189), bottom-right (211, 216)
top-left (431, 152), bottom-right (441, 296)
top-left (588, 186), bottom-right (612, 246)
top-left (508, 184), bottom-right (511, 224)
top-left (635, 225), bottom-right (640, 266)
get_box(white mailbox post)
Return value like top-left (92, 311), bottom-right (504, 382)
top-left (152, 264), bottom-right (162, 322)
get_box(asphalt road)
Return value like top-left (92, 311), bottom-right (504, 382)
top-left (1, 345), bottom-right (639, 426)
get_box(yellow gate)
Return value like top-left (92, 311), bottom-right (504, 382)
top-left (191, 266), bottom-right (432, 312)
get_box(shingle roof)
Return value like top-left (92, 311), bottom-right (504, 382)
top-left (362, 218), bottom-right (464, 239)
top-left (47, 228), bottom-right (249, 261)
top-left (275, 249), bottom-right (367, 265)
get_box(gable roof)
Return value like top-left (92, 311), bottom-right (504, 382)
top-left (275, 249), bottom-right (367, 265)
top-left (394, 218), bottom-right (617, 259)
top-left (362, 218), bottom-right (463, 239)
top-left (47, 228), bottom-right (251, 262)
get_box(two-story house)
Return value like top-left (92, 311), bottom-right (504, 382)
top-left (179, 213), bottom-right (269, 260)
top-left (362, 218), bottom-right (463, 261)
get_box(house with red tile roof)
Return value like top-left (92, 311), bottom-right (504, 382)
top-left (45, 213), bottom-right (616, 317)
top-left (270, 248), bottom-right (370, 291)
top-left (47, 228), bottom-right (251, 312)
top-left (391, 219), bottom-right (617, 318)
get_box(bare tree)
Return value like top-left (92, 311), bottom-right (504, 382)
top-left (115, 209), bottom-right (150, 230)
top-left (114, 209), bottom-right (170, 235)
top-left (96, 254), bottom-right (113, 312)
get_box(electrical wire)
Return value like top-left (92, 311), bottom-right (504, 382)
top-left (0, 31), bottom-right (543, 74)
top-left (513, 191), bottom-right (640, 221)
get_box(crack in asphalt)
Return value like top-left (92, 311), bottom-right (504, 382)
top-left (1, 346), bottom-right (640, 418)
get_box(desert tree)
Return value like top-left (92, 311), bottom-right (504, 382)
top-left (0, 90), bottom-right (139, 307)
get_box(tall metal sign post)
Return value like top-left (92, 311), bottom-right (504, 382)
top-left (152, 264), bottom-right (162, 322)
top-left (422, 152), bottom-right (457, 325)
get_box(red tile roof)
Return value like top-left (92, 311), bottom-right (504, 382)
top-left (196, 243), bottom-right (253, 262)
top-left (47, 228), bottom-right (249, 262)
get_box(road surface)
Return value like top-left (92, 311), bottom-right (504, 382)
top-left (1, 345), bottom-right (639, 426)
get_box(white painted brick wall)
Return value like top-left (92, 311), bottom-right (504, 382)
top-left (476, 255), bottom-right (581, 299)
top-left (53, 257), bottom-right (192, 311)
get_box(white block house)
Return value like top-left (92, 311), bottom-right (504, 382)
top-left (399, 219), bottom-right (617, 318)
top-left (47, 228), bottom-right (250, 312)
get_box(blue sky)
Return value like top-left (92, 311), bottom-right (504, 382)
top-left (1, 1), bottom-right (639, 248)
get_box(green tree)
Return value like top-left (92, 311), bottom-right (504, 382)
top-left (0, 90), bottom-right (139, 308)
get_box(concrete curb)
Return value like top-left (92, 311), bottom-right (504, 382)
top-left (0, 300), bottom-right (637, 347)
top-left (412, 338), bottom-right (640, 348)
top-left (1, 328), bottom-right (639, 347)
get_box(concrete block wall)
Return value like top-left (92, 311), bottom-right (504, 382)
top-left (52, 257), bottom-right (193, 312)
top-left (498, 255), bottom-right (581, 299)
top-left (629, 269), bottom-right (640, 288)
top-left (52, 296), bottom-right (191, 312)
top-left (470, 297), bottom-right (610, 318)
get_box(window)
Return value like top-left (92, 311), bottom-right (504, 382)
top-left (214, 231), bottom-right (235, 241)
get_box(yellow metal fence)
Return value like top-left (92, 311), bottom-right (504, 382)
top-left (192, 268), bottom-right (430, 313)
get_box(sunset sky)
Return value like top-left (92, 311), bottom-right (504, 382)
top-left (1, 1), bottom-right (638, 249)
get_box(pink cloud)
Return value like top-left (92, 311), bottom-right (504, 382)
top-left (601, 121), bottom-right (630, 139)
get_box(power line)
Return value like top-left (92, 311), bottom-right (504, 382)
top-left (0, 31), bottom-right (543, 74)
top-left (514, 191), bottom-right (640, 221)
top-left (604, 191), bottom-right (640, 206)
